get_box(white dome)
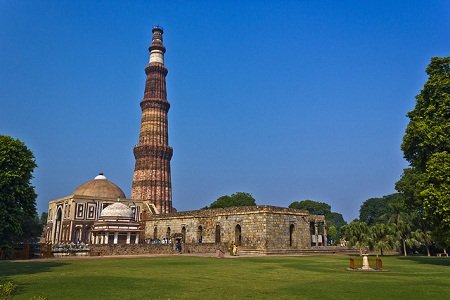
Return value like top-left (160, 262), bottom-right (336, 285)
top-left (94, 174), bottom-right (107, 180)
top-left (100, 202), bottom-right (133, 219)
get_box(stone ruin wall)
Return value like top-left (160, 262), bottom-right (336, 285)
top-left (144, 206), bottom-right (323, 253)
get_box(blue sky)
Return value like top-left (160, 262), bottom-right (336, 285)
top-left (1, 1), bottom-right (449, 222)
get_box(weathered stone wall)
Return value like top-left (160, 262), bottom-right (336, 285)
top-left (90, 243), bottom-right (226, 256)
top-left (145, 206), bottom-right (325, 253)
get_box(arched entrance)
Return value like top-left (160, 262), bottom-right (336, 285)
top-left (74, 227), bottom-right (82, 243)
top-left (197, 226), bottom-right (203, 243)
top-left (215, 224), bottom-right (221, 243)
top-left (235, 224), bottom-right (241, 246)
top-left (54, 207), bottom-right (62, 243)
top-left (166, 227), bottom-right (171, 240)
top-left (181, 226), bottom-right (186, 243)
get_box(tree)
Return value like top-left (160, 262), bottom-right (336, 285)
top-left (419, 152), bottom-right (450, 247)
top-left (341, 221), bottom-right (370, 256)
top-left (359, 193), bottom-right (405, 225)
top-left (0, 135), bottom-right (38, 255)
top-left (397, 56), bottom-right (450, 248)
top-left (401, 57), bottom-right (450, 170)
top-left (289, 200), bottom-right (331, 215)
top-left (40, 212), bottom-right (48, 225)
top-left (206, 192), bottom-right (256, 209)
top-left (369, 223), bottom-right (398, 257)
top-left (289, 200), bottom-right (347, 243)
top-left (413, 229), bottom-right (433, 257)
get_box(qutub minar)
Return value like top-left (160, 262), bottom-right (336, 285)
top-left (132, 26), bottom-right (173, 214)
top-left (43, 27), bottom-right (331, 255)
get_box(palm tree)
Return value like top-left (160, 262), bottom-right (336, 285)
top-left (341, 221), bottom-right (370, 256)
top-left (370, 223), bottom-right (398, 257)
top-left (413, 229), bottom-right (433, 256)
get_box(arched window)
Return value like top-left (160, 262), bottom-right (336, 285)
top-left (197, 226), bottom-right (203, 243)
top-left (235, 225), bottom-right (242, 246)
top-left (215, 225), bottom-right (221, 243)
top-left (289, 224), bottom-right (295, 247)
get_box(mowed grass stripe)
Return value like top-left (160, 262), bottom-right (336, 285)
top-left (1, 255), bottom-right (449, 299)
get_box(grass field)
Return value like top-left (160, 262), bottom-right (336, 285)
top-left (1, 255), bottom-right (449, 299)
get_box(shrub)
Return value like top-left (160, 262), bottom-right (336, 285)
top-left (0, 280), bottom-right (17, 300)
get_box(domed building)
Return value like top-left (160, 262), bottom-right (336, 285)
top-left (43, 174), bottom-right (151, 244)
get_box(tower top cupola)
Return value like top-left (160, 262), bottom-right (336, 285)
top-left (149, 26), bottom-right (165, 64)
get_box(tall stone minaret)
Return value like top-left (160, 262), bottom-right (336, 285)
top-left (132, 26), bottom-right (173, 214)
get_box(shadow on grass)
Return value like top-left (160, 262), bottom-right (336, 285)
top-left (400, 256), bottom-right (450, 267)
top-left (0, 260), bottom-right (67, 277)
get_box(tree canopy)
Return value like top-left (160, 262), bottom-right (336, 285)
top-left (0, 135), bottom-right (38, 254)
top-left (397, 56), bottom-right (450, 247)
top-left (289, 200), bottom-right (331, 215)
top-left (359, 193), bottom-right (404, 225)
top-left (289, 199), bottom-right (346, 243)
top-left (206, 192), bottom-right (256, 209)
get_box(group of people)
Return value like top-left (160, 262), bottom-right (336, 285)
top-left (229, 242), bottom-right (238, 256)
top-left (144, 238), bottom-right (172, 245)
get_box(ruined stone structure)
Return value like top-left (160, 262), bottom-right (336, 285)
top-left (145, 206), bottom-right (326, 254)
top-left (131, 26), bottom-right (173, 214)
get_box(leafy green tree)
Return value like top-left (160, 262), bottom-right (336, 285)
top-left (40, 212), bottom-right (48, 226)
top-left (289, 200), bottom-right (331, 215)
top-left (0, 135), bottom-right (38, 256)
top-left (207, 192), bottom-right (256, 209)
top-left (341, 221), bottom-right (370, 256)
top-left (418, 152), bottom-right (450, 247)
top-left (289, 200), bottom-right (346, 243)
top-left (359, 194), bottom-right (404, 225)
top-left (401, 57), bottom-right (450, 170)
top-left (397, 56), bottom-right (450, 248)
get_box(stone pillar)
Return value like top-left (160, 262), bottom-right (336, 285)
top-left (104, 233), bottom-right (109, 244)
top-left (126, 232), bottom-right (131, 244)
top-left (51, 217), bottom-right (57, 244)
top-left (135, 233), bottom-right (139, 244)
top-left (95, 234), bottom-right (99, 245)
top-left (114, 232), bottom-right (119, 244)
top-left (314, 222), bottom-right (319, 247)
top-left (323, 223), bottom-right (327, 246)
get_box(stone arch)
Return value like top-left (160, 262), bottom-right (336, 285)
top-left (235, 224), bottom-right (242, 246)
top-left (166, 227), bottom-right (171, 239)
top-left (215, 224), bottom-right (221, 243)
top-left (54, 207), bottom-right (63, 243)
top-left (197, 225), bottom-right (203, 243)
top-left (84, 226), bottom-right (92, 243)
top-left (181, 226), bottom-right (186, 243)
top-left (74, 226), bottom-right (82, 242)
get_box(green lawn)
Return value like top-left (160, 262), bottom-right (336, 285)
top-left (1, 255), bottom-right (449, 299)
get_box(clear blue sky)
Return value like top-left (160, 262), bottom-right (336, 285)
top-left (1, 1), bottom-right (449, 222)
